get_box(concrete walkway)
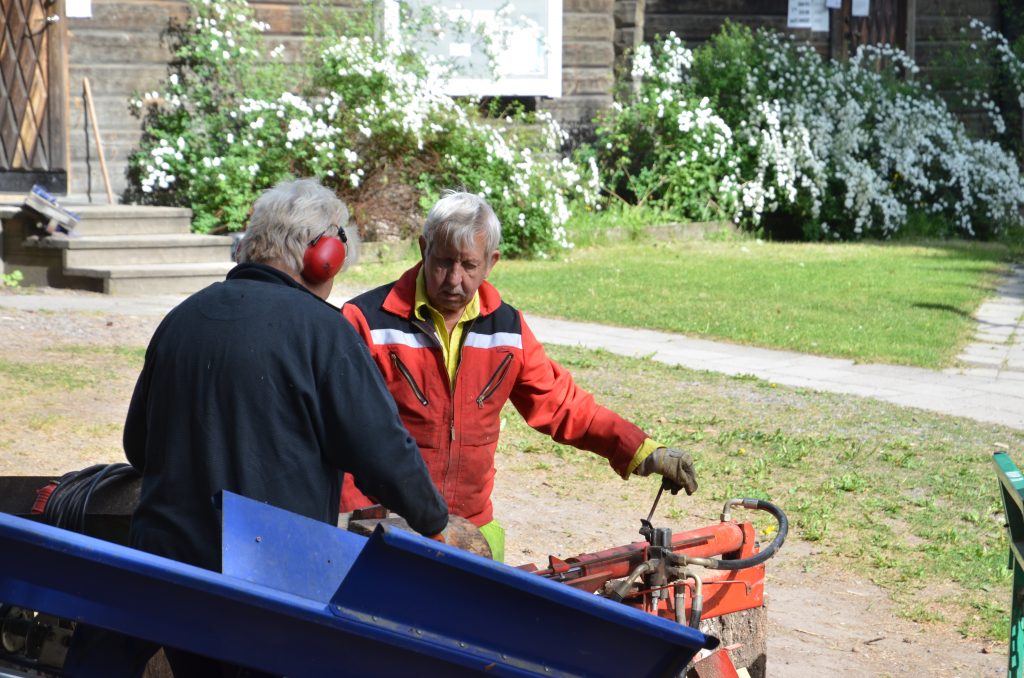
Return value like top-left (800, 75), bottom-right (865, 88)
top-left (1, 268), bottom-right (1021, 431)
top-left (526, 264), bottom-right (1024, 431)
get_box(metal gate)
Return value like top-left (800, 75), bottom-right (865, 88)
top-left (0, 0), bottom-right (67, 194)
top-left (830, 0), bottom-right (914, 61)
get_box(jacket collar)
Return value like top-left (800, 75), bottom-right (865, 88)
top-left (383, 261), bottom-right (502, 319)
top-left (227, 262), bottom-right (339, 309)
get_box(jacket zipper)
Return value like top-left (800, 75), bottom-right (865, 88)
top-left (389, 351), bottom-right (428, 406)
top-left (476, 353), bottom-right (513, 408)
top-left (444, 316), bottom-right (475, 484)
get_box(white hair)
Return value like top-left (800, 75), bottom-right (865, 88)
top-left (236, 178), bottom-right (347, 275)
top-left (422, 190), bottom-right (501, 256)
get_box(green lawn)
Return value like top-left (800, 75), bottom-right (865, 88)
top-left (343, 239), bottom-right (1013, 368)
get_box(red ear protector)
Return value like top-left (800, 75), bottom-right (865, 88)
top-left (301, 227), bottom-right (347, 284)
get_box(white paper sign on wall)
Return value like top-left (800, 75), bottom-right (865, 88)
top-left (385, 0), bottom-right (563, 98)
top-left (66, 0), bottom-right (92, 18)
top-left (787, 0), bottom-right (812, 28)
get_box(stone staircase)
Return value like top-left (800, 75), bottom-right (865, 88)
top-left (1, 205), bottom-right (235, 295)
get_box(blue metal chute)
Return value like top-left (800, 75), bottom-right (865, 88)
top-left (219, 491), bottom-right (367, 602)
top-left (0, 492), bottom-right (716, 676)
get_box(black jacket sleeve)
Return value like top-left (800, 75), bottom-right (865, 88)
top-left (123, 346), bottom-right (155, 471)
top-left (319, 324), bottom-right (448, 537)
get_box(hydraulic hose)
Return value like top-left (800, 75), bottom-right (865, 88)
top-left (674, 572), bottom-right (703, 628)
top-left (604, 560), bottom-right (657, 603)
top-left (40, 463), bottom-right (139, 533)
top-left (668, 498), bottom-right (788, 571)
top-left (687, 574), bottom-right (703, 628)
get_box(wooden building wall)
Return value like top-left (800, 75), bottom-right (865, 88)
top-left (914, 0), bottom-right (1000, 78)
top-left (60, 0), bottom-right (1005, 203)
top-left (616, 0), bottom-right (1001, 79)
top-left (63, 0), bottom-right (617, 202)
top-left (916, 0), bottom-right (1002, 133)
top-left (64, 0), bottom-right (359, 202)
top-left (615, 0), bottom-right (1004, 133)
top-left (614, 0), bottom-right (830, 63)
top-left (539, 0), bottom-right (615, 139)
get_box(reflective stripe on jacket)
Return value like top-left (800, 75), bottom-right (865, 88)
top-left (340, 263), bottom-right (646, 527)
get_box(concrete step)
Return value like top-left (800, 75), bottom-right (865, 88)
top-left (64, 262), bottom-right (236, 295)
top-left (64, 205), bottom-right (194, 236)
top-left (27, 233), bottom-right (233, 267)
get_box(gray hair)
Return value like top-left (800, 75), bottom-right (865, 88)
top-left (236, 178), bottom-right (348, 275)
top-left (422, 190), bottom-right (501, 256)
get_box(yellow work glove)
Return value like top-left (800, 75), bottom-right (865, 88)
top-left (634, 447), bottom-right (698, 496)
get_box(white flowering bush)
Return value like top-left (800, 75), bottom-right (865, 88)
top-left (957, 19), bottom-right (1024, 158)
top-left (127, 0), bottom-right (598, 256)
top-left (591, 34), bottom-right (742, 222)
top-left (125, 0), bottom-right (287, 232)
top-left (592, 23), bottom-right (1024, 240)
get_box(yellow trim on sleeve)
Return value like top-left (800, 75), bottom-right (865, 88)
top-left (626, 438), bottom-right (664, 478)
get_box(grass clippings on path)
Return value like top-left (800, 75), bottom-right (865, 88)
top-left (494, 345), bottom-right (1024, 642)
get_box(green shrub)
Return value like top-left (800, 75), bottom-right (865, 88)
top-left (592, 32), bottom-right (741, 223)
top-left (126, 0), bottom-right (598, 257)
top-left (588, 22), bottom-right (1024, 241)
top-left (1, 270), bottom-right (23, 288)
top-left (124, 0), bottom-right (289, 233)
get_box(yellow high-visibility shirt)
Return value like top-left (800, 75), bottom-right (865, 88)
top-left (414, 269), bottom-right (480, 384)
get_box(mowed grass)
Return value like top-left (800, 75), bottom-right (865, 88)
top-left (494, 344), bottom-right (1024, 642)
top-left (343, 239), bottom-right (1012, 368)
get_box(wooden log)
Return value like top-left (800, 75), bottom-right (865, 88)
top-left (701, 605), bottom-right (768, 678)
top-left (563, 42), bottom-right (615, 67)
top-left (564, 13), bottom-right (615, 41)
top-left (564, 0), bottom-right (614, 12)
top-left (560, 67), bottom-right (615, 95)
top-left (646, 0), bottom-right (786, 14)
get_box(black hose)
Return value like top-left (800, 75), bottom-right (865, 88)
top-left (669, 498), bottom-right (788, 571)
top-left (40, 463), bottom-right (139, 533)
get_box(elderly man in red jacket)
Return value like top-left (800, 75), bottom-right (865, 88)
top-left (341, 190), bottom-right (697, 561)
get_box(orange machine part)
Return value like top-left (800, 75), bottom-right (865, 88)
top-left (522, 521), bottom-right (764, 621)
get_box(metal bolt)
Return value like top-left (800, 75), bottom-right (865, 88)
top-left (501, 654), bottom-right (507, 661)
top-left (459, 642), bottom-right (466, 648)
top-left (544, 668), bottom-right (551, 674)
top-left (372, 616), bottom-right (378, 622)
top-left (255, 536), bottom-right (262, 543)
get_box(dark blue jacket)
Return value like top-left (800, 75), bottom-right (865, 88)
top-left (124, 263), bottom-right (447, 570)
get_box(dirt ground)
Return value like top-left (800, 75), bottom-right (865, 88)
top-left (496, 468), bottom-right (1006, 678)
top-left (0, 298), bottom-right (1008, 677)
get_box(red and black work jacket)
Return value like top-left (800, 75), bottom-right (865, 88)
top-left (340, 263), bottom-right (646, 527)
